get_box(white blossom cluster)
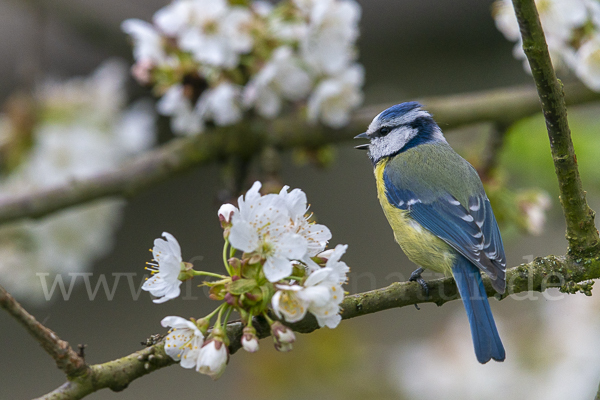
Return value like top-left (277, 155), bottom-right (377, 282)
top-left (225, 181), bottom-right (349, 328)
top-left (494, 0), bottom-right (600, 90)
top-left (122, 0), bottom-right (363, 135)
top-left (0, 60), bottom-right (156, 301)
top-left (143, 181), bottom-right (349, 379)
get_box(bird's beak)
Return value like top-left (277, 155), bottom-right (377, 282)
top-left (354, 132), bottom-right (369, 150)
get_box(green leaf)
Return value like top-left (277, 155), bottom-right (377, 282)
top-left (229, 278), bottom-right (258, 295)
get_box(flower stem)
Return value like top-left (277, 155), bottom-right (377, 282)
top-left (215, 303), bottom-right (226, 330)
top-left (222, 239), bottom-right (233, 276)
top-left (204, 303), bottom-right (225, 323)
top-left (223, 306), bottom-right (233, 327)
top-left (191, 271), bottom-right (228, 279)
top-left (262, 312), bottom-right (274, 325)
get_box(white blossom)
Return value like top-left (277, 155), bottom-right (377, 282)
top-left (243, 46), bottom-right (312, 118)
top-left (307, 63), bottom-right (364, 128)
top-left (251, 1), bottom-right (274, 17)
top-left (197, 339), bottom-right (229, 379)
top-left (153, 0), bottom-right (195, 36)
top-left (115, 99), bottom-right (157, 154)
top-left (157, 84), bottom-right (204, 135)
top-left (493, 0), bottom-right (590, 75)
top-left (278, 185), bottom-right (331, 270)
top-left (268, 13), bottom-right (308, 42)
top-left (575, 34), bottom-right (600, 91)
top-left (121, 19), bottom-right (167, 64)
top-left (0, 61), bottom-right (157, 302)
top-left (520, 192), bottom-right (552, 236)
top-left (142, 232), bottom-right (184, 303)
top-left (162, 316), bottom-right (205, 368)
top-left (197, 82), bottom-right (243, 126)
top-left (122, 0), bottom-right (365, 130)
top-left (588, 0), bottom-right (600, 28)
top-left (272, 244), bottom-right (348, 328)
top-left (492, 0), bottom-right (520, 42)
top-left (178, 0), bottom-right (253, 68)
top-left (228, 181), bottom-right (308, 282)
top-left (316, 248), bottom-right (335, 260)
top-left (272, 285), bottom-right (307, 322)
top-left (299, 0), bottom-right (361, 75)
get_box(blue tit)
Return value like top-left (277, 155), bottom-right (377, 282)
top-left (355, 102), bottom-right (506, 364)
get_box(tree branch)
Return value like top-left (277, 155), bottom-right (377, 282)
top-left (0, 284), bottom-right (88, 378)
top-left (512, 0), bottom-right (600, 256)
top-left (0, 83), bottom-right (599, 227)
top-left (36, 252), bottom-right (599, 399)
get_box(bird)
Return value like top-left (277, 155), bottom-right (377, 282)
top-left (355, 101), bottom-right (506, 363)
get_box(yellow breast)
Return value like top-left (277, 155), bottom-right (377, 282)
top-left (374, 160), bottom-right (455, 275)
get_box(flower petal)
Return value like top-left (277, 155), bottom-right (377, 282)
top-left (229, 216), bottom-right (260, 252)
top-left (263, 256), bottom-right (294, 282)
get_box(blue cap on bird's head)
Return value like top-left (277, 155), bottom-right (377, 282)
top-left (378, 101), bottom-right (423, 121)
top-left (354, 101), bottom-right (446, 164)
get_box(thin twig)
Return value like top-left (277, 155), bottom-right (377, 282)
top-left (37, 252), bottom-right (599, 400)
top-left (0, 284), bottom-right (88, 378)
top-left (512, 0), bottom-right (600, 256)
top-left (0, 83), bottom-right (599, 227)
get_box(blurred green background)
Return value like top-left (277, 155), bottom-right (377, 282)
top-left (1, 0), bottom-right (600, 399)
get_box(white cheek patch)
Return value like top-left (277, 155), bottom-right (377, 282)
top-left (368, 126), bottom-right (418, 161)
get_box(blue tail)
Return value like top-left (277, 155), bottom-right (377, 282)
top-left (451, 256), bottom-right (505, 363)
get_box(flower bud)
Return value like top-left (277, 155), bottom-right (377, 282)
top-left (218, 204), bottom-right (237, 225)
top-left (197, 337), bottom-right (229, 380)
top-left (131, 59), bottom-right (155, 85)
top-left (228, 257), bottom-right (241, 275)
top-left (271, 321), bottom-right (295, 352)
top-left (274, 341), bottom-right (293, 352)
top-left (241, 327), bottom-right (259, 353)
top-left (224, 292), bottom-right (239, 307)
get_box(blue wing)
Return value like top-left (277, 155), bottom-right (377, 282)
top-left (383, 167), bottom-right (506, 293)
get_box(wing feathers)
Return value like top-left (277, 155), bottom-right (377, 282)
top-left (383, 167), bottom-right (506, 293)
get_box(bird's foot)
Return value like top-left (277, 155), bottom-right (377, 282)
top-left (409, 267), bottom-right (429, 310)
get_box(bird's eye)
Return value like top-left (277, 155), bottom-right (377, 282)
top-left (379, 127), bottom-right (391, 135)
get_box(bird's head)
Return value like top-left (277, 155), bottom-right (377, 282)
top-left (354, 101), bottom-right (446, 164)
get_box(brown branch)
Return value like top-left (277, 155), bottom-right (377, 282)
top-left (0, 284), bottom-right (88, 378)
top-left (512, 0), bottom-right (600, 256)
top-left (37, 252), bottom-right (600, 399)
top-left (0, 83), bottom-right (599, 227)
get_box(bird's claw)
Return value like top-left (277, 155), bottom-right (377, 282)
top-left (409, 267), bottom-right (429, 309)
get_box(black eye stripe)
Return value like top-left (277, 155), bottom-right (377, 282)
top-left (377, 125), bottom-right (399, 136)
